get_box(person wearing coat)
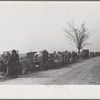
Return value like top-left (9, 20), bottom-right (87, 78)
top-left (6, 50), bottom-right (19, 78)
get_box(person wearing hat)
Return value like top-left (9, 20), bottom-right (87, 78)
top-left (6, 50), bottom-right (19, 78)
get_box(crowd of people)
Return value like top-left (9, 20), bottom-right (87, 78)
top-left (0, 49), bottom-right (99, 79)
top-left (29, 49), bottom-right (100, 72)
top-left (0, 50), bottom-right (19, 79)
top-left (32, 50), bottom-right (83, 71)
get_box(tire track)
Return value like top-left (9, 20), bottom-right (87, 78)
top-left (52, 59), bottom-right (95, 84)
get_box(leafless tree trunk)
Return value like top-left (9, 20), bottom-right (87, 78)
top-left (64, 21), bottom-right (90, 54)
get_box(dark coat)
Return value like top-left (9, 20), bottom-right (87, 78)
top-left (6, 54), bottom-right (19, 78)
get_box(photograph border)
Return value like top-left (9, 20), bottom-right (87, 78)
top-left (0, 0), bottom-right (99, 99)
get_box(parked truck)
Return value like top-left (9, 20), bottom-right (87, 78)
top-left (82, 49), bottom-right (89, 59)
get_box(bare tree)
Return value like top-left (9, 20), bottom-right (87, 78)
top-left (64, 21), bottom-right (90, 54)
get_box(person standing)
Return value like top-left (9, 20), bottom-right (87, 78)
top-left (42, 49), bottom-right (49, 70)
top-left (6, 50), bottom-right (19, 78)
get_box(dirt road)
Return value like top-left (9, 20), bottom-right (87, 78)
top-left (0, 57), bottom-right (100, 85)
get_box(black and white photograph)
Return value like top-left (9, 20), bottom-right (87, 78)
top-left (0, 1), bottom-right (99, 86)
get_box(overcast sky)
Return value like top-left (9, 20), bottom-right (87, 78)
top-left (0, 1), bottom-right (100, 53)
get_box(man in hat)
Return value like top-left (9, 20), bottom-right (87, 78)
top-left (6, 50), bottom-right (19, 78)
